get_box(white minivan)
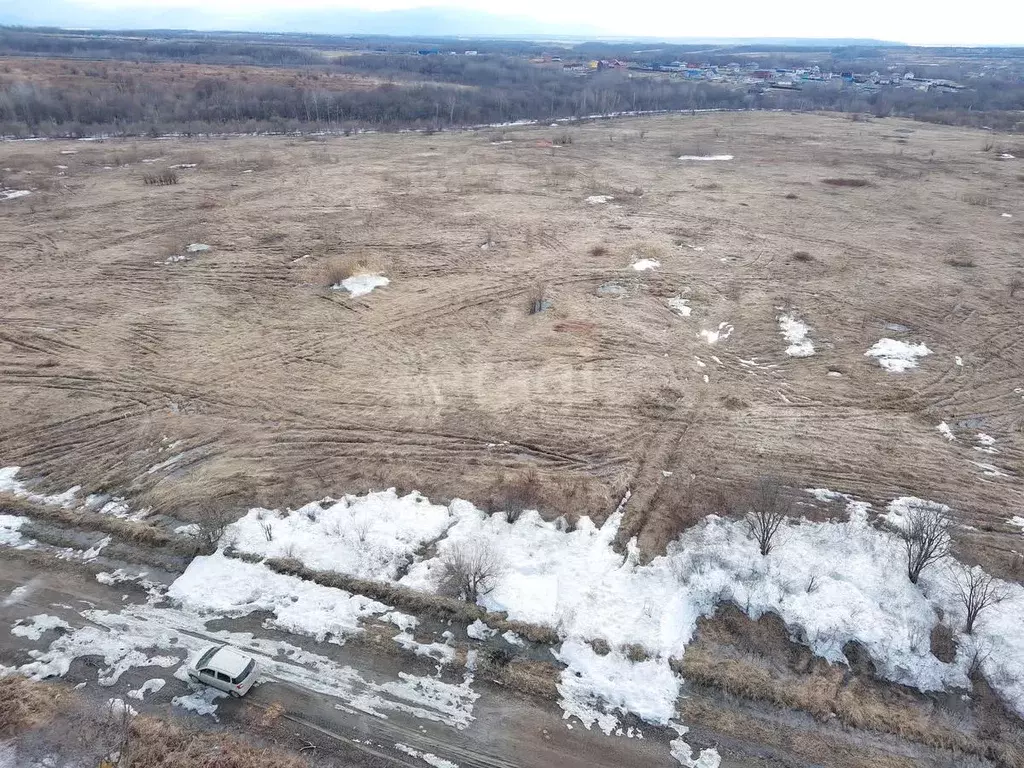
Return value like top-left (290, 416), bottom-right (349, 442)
top-left (186, 644), bottom-right (259, 697)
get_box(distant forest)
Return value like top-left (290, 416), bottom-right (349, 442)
top-left (1, 27), bottom-right (1023, 137)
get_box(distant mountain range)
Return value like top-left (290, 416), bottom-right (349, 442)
top-left (0, 2), bottom-right (605, 38)
top-left (0, 1), bottom-right (908, 45)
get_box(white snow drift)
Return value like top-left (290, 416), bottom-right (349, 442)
top-left (334, 274), bottom-right (390, 297)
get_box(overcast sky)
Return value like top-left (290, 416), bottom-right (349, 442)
top-left (65, 0), bottom-right (1024, 45)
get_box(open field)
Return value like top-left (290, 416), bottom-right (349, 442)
top-left (3, 109), bottom-right (1024, 766)
top-left (1, 111), bottom-right (1023, 569)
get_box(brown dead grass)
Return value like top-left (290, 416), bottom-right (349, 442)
top-left (0, 492), bottom-right (199, 556)
top-left (822, 177), bottom-right (872, 187)
top-left (0, 677), bottom-right (66, 737)
top-left (681, 607), bottom-right (1024, 764)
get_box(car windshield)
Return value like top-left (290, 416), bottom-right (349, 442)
top-left (232, 659), bottom-right (255, 685)
top-left (197, 646), bottom-right (220, 668)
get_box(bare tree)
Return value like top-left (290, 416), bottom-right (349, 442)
top-left (436, 541), bottom-right (502, 603)
top-left (887, 502), bottom-right (950, 584)
top-left (193, 508), bottom-right (238, 554)
top-left (739, 476), bottom-right (792, 556)
top-left (952, 564), bottom-right (1007, 634)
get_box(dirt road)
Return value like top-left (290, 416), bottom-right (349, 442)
top-left (0, 556), bottom-right (712, 768)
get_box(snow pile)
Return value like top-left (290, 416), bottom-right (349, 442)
top-left (466, 619), bottom-right (496, 640)
top-left (865, 339), bottom-right (932, 372)
top-left (334, 274), bottom-right (389, 297)
top-left (168, 551), bottom-right (391, 642)
top-left (699, 322), bottom-right (733, 345)
top-left (586, 195), bottom-right (613, 204)
top-left (226, 489), bottom-right (453, 581)
top-left (0, 190), bottom-right (30, 201)
top-left (778, 314), bottom-right (814, 357)
top-left (11, 614), bottom-right (70, 640)
top-left (667, 297), bottom-right (692, 317)
top-left (631, 259), bottom-right (659, 271)
top-left (185, 243), bottom-right (210, 253)
top-left (402, 503), bottom-right (966, 694)
top-left (678, 155), bottom-right (732, 161)
top-left (671, 724), bottom-right (722, 768)
top-left (937, 422), bottom-right (956, 441)
top-left (553, 639), bottom-right (680, 732)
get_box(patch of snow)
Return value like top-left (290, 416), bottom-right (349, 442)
top-left (335, 274), bottom-right (390, 297)
top-left (0, 514), bottom-right (27, 548)
top-left (999, 153), bottom-right (1016, 159)
top-left (671, 723), bottom-right (721, 767)
top-left (631, 259), bottom-right (659, 271)
top-left (678, 155), bottom-right (732, 161)
top-left (699, 322), bottom-right (733, 345)
top-left (970, 461), bottom-right (1009, 478)
top-left (147, 452), bottom-right (185, 474)
top-left (937, 422), bottom-right (956, 441)
top-left (11, 614), bottom-right (70, 640)
top-left (1003, 213), bottom-right (1013, 218)
top-left (1008, 517), bottom-right (1024, 531)
top-left (185, 243), bottom-right (210, 253)
top-left (169, 163), bottom-right (197, 169)
top-left (553, 640), bottom-right (680, 733)
top-left (586, 195), bottom-right (613, 204)
top-left (975, 433), bottom-right (998, 454)
top-left (128, 678), bottom-right (165, 700)
top-left (955, 356), bottom-right (964, 367)
top-left (502, 631), bottom-right (524, 646)
top-left (173, 687), bottom-right (225, 718)
top-left (168, 551), bottom-right (391, 642)
top-left (826, 371), bottom-right (842, 377)
top-left (778, 314), bottom-right (814, 357)
top-left (394, 742), bottom-right (459, 768)
top-left (175, 523), bottom-right (201, 537)
top-left (225, 489), bottom-right (453, 581)
top-left (393, 632), bottom-right (456, 664)
top-left (466, 619), bottom-right (496, 640)
top-left (382, 611), bottom-right (418, 632)
top-left (667, 297), bottom-right (692, 316)
top-left (107, 697), bottom-right (138, 717)
top-left (865, 338), bottom-right (932, 372)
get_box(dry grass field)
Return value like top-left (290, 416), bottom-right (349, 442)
top-left (1, 111), bottom-right (1022, 571)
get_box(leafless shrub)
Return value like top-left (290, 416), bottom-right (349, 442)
top-left (1009, 275), bottom-right (1023, 298)
top-left (487, 468), bottom-right (543, 523)
top-left (143, 170), bottom-right (178, 186)
top-left (822, 178), bottom-right (871, 187)
top-left (590, 638), bottom-right (611, 655)
top-left (322, 257), bottom-right (359, 287)
top-left (966, 643), bottom-right (992, 679)
top-left (961, 192), bottom-right (993, 206)
top-left (589, 244), bottom-right (608, 257)
top-left (884, 502), bottom-right (950, 584)
top-left (436, 541), bottom-right (502, 603)
top-left (720, 394), bottom-right (748, 410)
top-left (981, 138), bottom-right (995, 152)
top-left (259, 520), bottom-right (274, 542)
top-left (553, 133), bottom-right (573, 146)
top-left (946, 256), bottom-right (976, 267)
top-left (528, 283), bottom-right (549, 314)
top-left (952, 564), bottom-right (1007, 634)
top-left (624, 643), bottom-right (650, 662)
top-left (194, 509), bottom-right (236, 554)
top-left (791, 251), bottom-right (814, 262)
top-left (734, 476), bottom-right (792, 556)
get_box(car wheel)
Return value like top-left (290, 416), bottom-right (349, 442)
top-left (229, 690), bottom-right (241, 698)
